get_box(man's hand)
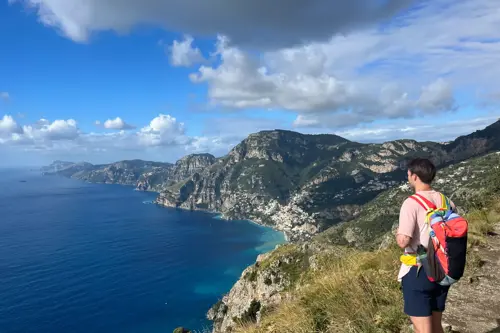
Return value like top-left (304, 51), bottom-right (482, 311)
top-left (396, 234), bottom-right (411, 249)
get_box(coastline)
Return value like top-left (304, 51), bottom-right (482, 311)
top-left (42, 174), bottom-right (290, 331)
top-left (213, 213), bottom-right (289, 244)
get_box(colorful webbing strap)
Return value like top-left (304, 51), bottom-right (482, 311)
top-left (410, 194), bottom-right (438, 223)
top-left (410, 193), bottom-right (437, 211)
top-left (440, 193), bottom-right (450, 211)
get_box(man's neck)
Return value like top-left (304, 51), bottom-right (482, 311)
top-left (414, 183), bottom-right (433, 192)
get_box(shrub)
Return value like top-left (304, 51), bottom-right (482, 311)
top-left (244, 269), bottom-right (258, 282)
top-left (236, 198), bottom-right (500, 333)
top-left (173, 327), bottom-right (191, 333)
top-left (235, 300), bottom-right (261, 325)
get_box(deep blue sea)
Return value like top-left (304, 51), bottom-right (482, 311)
top-left (0, 169), bottom-right (285, 333)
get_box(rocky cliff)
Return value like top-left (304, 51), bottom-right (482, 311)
top-left (43, 154), bottom-right (216, 191)
top-left (136, 154), bottom-right (216, 192)
top-left (320, 151), bottom-right (500, 249)
top-left (207, 151), bottom-right (500, 333)
top-left (44, 120), bottom-right (500, 242)
top-left (156, 120), bottom-right (500, 241)
top-left (40, 120), bottom-right (500, 333)
top-left (43, 159), bottom-right (172, 186)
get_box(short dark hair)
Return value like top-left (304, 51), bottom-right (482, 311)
top-left (407, 158), bottom-right (436, 184)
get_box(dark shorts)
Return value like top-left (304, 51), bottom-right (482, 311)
top-left (402, 266), bottom-right (450, 317)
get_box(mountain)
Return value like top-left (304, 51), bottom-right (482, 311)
top-left (137, 153), bottom-right (216, 192)
top-left (40, 160), bottom-right (77, 173)
top-left (39, 120), bottom-right (500, 333)
top-left (207, 151), bottom-right (500, 333)
top-left (156, 120), bottom-right (500, 241)
top-left (445, 118), bottom-right (500, 161)
top-left (319, 151), bottom-right (500, 249)
top-left (42, 159), bottom-right (173, 186)
top-left (42, 120), bottom-right (500, 241)
top-left (42, 154), bottom-right (216, 190)
top-left (41, 161), bottom-right (94, 177)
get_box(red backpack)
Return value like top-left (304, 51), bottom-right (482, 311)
top-left (410, 193), bottom-right (468, 286)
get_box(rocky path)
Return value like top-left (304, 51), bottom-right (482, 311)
top-left (444, 223), bottom-right (500, 333)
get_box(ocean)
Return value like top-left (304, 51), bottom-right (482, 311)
top-left (0, 169), bottom-right (285, 333)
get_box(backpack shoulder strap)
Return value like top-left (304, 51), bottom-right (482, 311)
top-left (409, 193), bottom-right (437, 212)
top-left (439, 192), bottom-right (451, 211)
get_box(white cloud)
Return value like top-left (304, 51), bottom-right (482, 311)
top-left (36, 119), bottom-right (50, 127)
top-left (0, 92), bottom-right (9, 101)
top-left (334, 116), bottom-right (500, 143)
top-left (0, 117), bottom-right (80, 148)
top-left (169, 35), bottom-right (205, 67)
top-left (191, 37), bottom-right (455, 127)
top-left (417, 78), bottom-right (455, 113)
top-left (1, 112), bottom-right (499, 166)
top-left (45, 119), bottom-right (79, 139)
top-left (12, 0), bottom-right (500, 130)
top-left (95, 120), bottom-right (101, 126)
top-left (6, 0), bottom-right (500, 162)
top-left (0, 115), bottom-right (22, 139)
top-left (22, 119), bottom-right (79, 141)
top-left (10, 0), bottom-right (411, 49)
top-left (138, 114), bottom-right (188, 147)
top-left (103, 117), bottom-right (135, 130)
top-left (0, 114), bottom-right (192, 161)
top-left (189, 0), bottom-right (500, 128)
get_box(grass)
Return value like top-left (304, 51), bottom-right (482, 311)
top-left (236, 197), bottom-right (500, 333)
top-left (256, 244), bottom-right (309, 289)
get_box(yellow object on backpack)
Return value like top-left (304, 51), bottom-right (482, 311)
top-left (400, 253), bottom-right (417, 266)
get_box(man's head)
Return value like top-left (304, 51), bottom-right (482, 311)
top-left (407, 158), bottom-right (436, 188)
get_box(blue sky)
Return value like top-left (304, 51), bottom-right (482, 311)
top-left (1, 0), bottom-right (499, 166)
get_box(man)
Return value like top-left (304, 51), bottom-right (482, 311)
top-left (396, 158), bottom-right (455, 333)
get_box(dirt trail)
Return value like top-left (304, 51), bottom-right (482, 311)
top-left (444, 223), bottom-right (500, 333)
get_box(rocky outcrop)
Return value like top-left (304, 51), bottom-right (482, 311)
top-left (208, 151), bottom-right (500, 333)
top-left (42, 159), bottom-right (172, 186)
top-left (154, 121), bottom-right (500, 241)
top-left (42, 154), bottom-right (216, 192)
top-left (445, 119), bottom-right (500, 161)
top-left (136, 154), bottom-right (216, 192)
top-left (321, 151), bottom-right (500, 249)
top-left (39, 121), bottom-right (500, 333)
top-left (208, 244), bottom-right (315, 332)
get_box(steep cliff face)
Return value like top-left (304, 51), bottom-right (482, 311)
top-left (136, 154), bottom-right (216, 191)
top-left (445, 119), bottom-right (500, 161)
top-left (156, 122), bottom-right (500, 241)
top-left (43, 160), bottom-right (173, 186)
top-left (208, 243), bottom-right (322, 333)
top-left (43, 120), bottom-right (500, 241)
top-left (208, 151), bottom-right (500, 333)
top-left (320, 151), bottom-right (500, 249)
top-left (42, 154), bottom-right (216, 192)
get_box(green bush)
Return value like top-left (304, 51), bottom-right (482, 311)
top-left (244, 269), bottom-right (258, 282)
top-left (238, 300), bottom-right (261, 324)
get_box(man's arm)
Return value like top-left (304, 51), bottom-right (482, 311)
top-left (396, 234), bottom-right (412, 249)
top-left (396, 199), bottom-right (417, 249)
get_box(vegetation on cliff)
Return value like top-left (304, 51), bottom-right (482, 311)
top-left (234, 171), bottom-right (500, 333)
top-left (40, 121), bottom-right (500, 332)
top-left (156, 121), bottom-right (500, 241)
top-left (209, 152), bottom-right (500, 333)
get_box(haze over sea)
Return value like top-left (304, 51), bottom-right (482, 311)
top-left (0, 169), bottom-right (285, 333)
